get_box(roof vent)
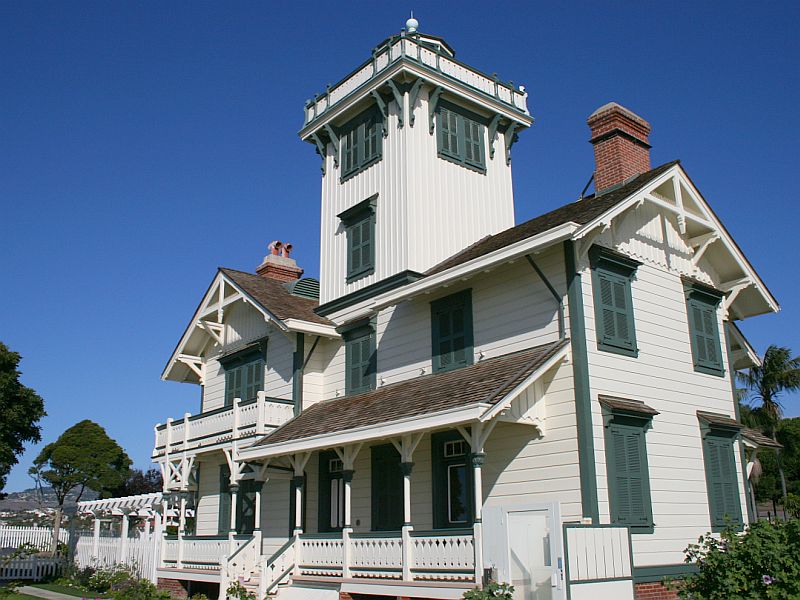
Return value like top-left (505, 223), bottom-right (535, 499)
top-left (285, 277), bottom-right (320, 300)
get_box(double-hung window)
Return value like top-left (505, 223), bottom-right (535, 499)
top-left (338, 195), bottom-right (377, 283)
top-left (318, 451), bottom-right (345, 532)
top-left (698, 413), bottom-right (743, 531)
top-left (343, 320), bottom-right (377, 395)
top-left (684, 281), bottom-right (725, 376)
top-left (432, 431), bottom-right (473, 529)
top-left (431, 289), bottom-right (474, 373)
top-left (221, 344), bottom-right (266, 406)
top-left (340, 106), bottom-right (383, 181)
top-left (590, 246), bottom-right (640, 357)
top-left (436, 102), bottom-right (486, 172)
top-left (600, 396), bottom-right (657, 533)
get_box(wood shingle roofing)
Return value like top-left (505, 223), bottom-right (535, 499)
top-left (255, 338), bottom-right (569, 446)
top-left (426, 161), bottom-right (680, 276)
top-left (220, 268), bottom-right (334, 326)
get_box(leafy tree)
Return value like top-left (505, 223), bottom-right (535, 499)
top-left (739, 346), bottom-right (800, 497)
top-left (0, 341), bottom-right (46, 497)
top-left (111, 467), bottom-right (162, 497)
top-left (30, 420), bottom-right (131, 553)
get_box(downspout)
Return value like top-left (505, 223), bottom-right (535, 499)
top-left (292, 333), bottom-right (322, 417)
top-left (525, 254), bottom-right (565, 339)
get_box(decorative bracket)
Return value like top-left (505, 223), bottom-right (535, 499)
top-left (370, 90), bottom-right (389, 138)
top-left (386, 80), bottom-right (405, 129)
top-left (176, 354), bottom-right (204, 383)
top-left (408, 78), bottom-right (425, 127)
top-left (428, 86), bottom-right (444, 134)
top-left (323, 124), bottom-right (340, 168)
top-left (504, 122), bottom-right (521, 166)
top-left (197, 321), bottom-right (223, 346)
top-left (309, 132), bottom-right (327, 175)
top-left (487, 114), bottom-right (502, 159)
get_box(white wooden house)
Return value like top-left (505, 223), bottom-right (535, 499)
top-left (152, 19), bottom-right (779, 600)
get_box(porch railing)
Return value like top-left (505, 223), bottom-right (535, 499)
top-left (161, 536), bottom-right (236, 571)
top-left (153, 392), bottom-right (294, 458)
top-left (296, 530), bottom-right (474, 583)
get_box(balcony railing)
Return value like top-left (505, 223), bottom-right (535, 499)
top-left (161, 535), bottom-right (233, 571)
top-left (152, 392), bottom-right (294, 458)
top-left (303, 34), bottom-right (529, 127)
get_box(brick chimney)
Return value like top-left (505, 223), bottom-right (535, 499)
top-left (587, 102), bottom-right (652, 193)
top-left (256, 241), bottom-right (303, 282)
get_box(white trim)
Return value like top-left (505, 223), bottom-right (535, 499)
top-left (339, 580), bottom-right (472, 599)
top-left (238, 404), bottom-right (488, 460)
top-left (283, 319), bottom-right (340, 339)
top-left (479, 342), bottom-right (570, 422)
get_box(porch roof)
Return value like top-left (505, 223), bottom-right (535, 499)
top-left (249, 338), bottom-right (568, 449)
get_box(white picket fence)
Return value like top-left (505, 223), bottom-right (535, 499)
top-left (0, 526), bottom-right (70, 551)
top-left (0, 557), bottom-right (64, 582)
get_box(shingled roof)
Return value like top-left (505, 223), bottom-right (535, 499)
top-left (742, 427), bottom-right (782, 449)
top-left (220, 268), bottom-right (333, 326)
top-left (427, 160), bottom-right (680, 275)
top-left (255, 338), bottom-right (569, 446)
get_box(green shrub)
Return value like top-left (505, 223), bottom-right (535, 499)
top-left (783, 493), bottom-right (800, 519)
top-left (112, 578), bottom-right (171, 600)
top-left (463, 582), bottom-right (514, 599)
top-left (226, 581), bottom-right (255, 600)
top-left (87, 564), bottom-right (137, 593)
top-left (678, 519), bottom-right (800, 599)
top-left (190, 594), bottom-right (209, 600)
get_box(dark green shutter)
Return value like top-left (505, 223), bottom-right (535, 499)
top-left (463, 119), bottom-right (483, 167)
top-left (608, 424), bottom-right (651, 527)
top-left (688, 298), bottom-right (723, 374)
top-left (371, 444), bottom-right (403, 531)
top-left (345, 328), bottom-right (376, 395)
top-left (593, 268), bottom-right (636, 354)
top-left (218, 466), bottom-right (231, 535)
top-left (439, 108), bottom-right (459, 156)
top-left (703, 433), bottom-right (742, 529)
top-left (431, 290), bottom-right (473, 373)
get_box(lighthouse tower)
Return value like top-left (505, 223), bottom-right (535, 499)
top-left (300, 19), bottom-right (533, 308)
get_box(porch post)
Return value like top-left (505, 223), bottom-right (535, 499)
top-left (289, 452), bottom-right (311, 577)
top-left (401, 461), bottom-right (414, 581)
top-left (342, 469), bottom-right (354, 578)
top-left (119, 512), bottom-right (130, 564)
top-left (91, 513), bottom-right (101, 560)
top-left (152, 508), bottom-right (164, 583)
top-left (471, 452), bottom-right (486, 586)
top-left (253, 478), bottom-right (264, 553)
top-left (159, 499), bottom-right (168, 570)
top-left (177, 494), bottom-right (187, 568)
top-left (229, 484), bottom-right (239, 554)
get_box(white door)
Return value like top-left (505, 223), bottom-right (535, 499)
top-left (507, 509), bottom-right (557, 600)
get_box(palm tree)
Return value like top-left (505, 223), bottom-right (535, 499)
top-left (738, 345), bottom-right (800, 498)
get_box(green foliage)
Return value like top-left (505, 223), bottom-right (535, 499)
top-left (226, 581), bottom-right (255, 600)
top-left (111, 578), bottom-right (170, 600)
top-left (679, 520), bottom-right (800, 599)
top-left (783, 493), bottom-right (800, 519)
top-left (111, 468), bottom-right (162, 498)
top-left (30, 420), bottom-right (132, 506)
top-left (190, 594), bottom-right (208, 600)
top-left (87, 564), bottom-right (137, 593)
top-left (0, 341), bottom-right (46, 495)
top-left (463, 582), bottom-right (515, 599)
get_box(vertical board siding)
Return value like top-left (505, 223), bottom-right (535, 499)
top-left (319, 88), bottom-right (516, 304)
top-left (581, 231), bottom-right (746, 566)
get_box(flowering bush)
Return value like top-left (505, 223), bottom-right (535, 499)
top-left (226, 581), bottom-right (256, 600)
top-left (463, 581), bottom-right (514, 599)
top-left (677, 519), bottom-right (800, 599)
top-left (87, 564), bottom-right (138, 593)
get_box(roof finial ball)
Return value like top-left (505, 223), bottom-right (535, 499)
top-left (406, 12), bottom-right (418, 33)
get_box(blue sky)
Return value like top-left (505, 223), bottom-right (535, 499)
top-left (2, 1), bottom-right (798, 492)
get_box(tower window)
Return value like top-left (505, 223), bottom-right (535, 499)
top-left (340, 106), bottom-right (383, 181)
top-left (436, 103), bottom-right (486, 173)
top-left (338, 195), bottom-right (377, 283)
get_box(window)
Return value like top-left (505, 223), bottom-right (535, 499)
top-left (218, 465), bottom-right (231, 535)
top-left (685, 282), bottom-right (725, 376)
top-left (590, 247), bottom-right (640, 357)
top-left (431, 289), bottom-right (473, 373)
top-left (318, 451), bottom-right (345, 532)
top-left (601, 397), bottom-right (656, 533)
top-left (436, 103), bottom-right (486, 172)
top-left (221, 344), bottom-right (266, 406)
top-left (701, 426), bottom-right (743, 531)
top-left (432, 431), bottom-right (473, 529)
top-left (338, 195), bottom-right (377, 282)
top-left (236, 479), bottom-right (258, 535)
top-left (371, 444), bottom-right (403, 531)
top-left (341, 106), bottom-right (383, 180)
top-left (343, 320), bottom-right (376, 395)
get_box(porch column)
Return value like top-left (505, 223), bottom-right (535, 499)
top-left (253, 478), bottom-right (264, 553)
top-left (159, 499), bottom-right (168, 570)
top-left (471, 452), bottom-right (486, 586)
top-left (229, 484), bottom-right (239, 554)
top-left (342, 469), bottom-right (354, 578)
top-left (119, 512), bottom-right (130, 563)
top-left (400, 462), bottom-right (414, 581)
top-left (289, 452), bottom-right (311, 577)
top-left (177, 494), bottom-right (187, 568)
top-left (91, 513), bottom-right (101, 560)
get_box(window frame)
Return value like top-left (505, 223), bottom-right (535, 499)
top-left (342, 319), bottom-right (377, 396)
top-left (432, 431), bottom-right (474, 530)
top-left (338, 195), bottom-right (377, 283)
top-left (684, 282), bottom-right (725, 377)
top-left (318, 450), bottom-right (345, 533)
top-left (220, 343), bottom-right (267, 407)
top-left (435, 101), bottom-right (487, 173)
top-left (235, 478), bottom-right (258, 535)
top-left (590, 246), bottom-right (640, 358)
top-left (700, 422), bottom-right (744, 532)
top-left (218, 465), bottom-right (231, 535)
top-left (430, 289), bottom-right (474, 373)
top-left (339, 105), bottom-right (383, 182)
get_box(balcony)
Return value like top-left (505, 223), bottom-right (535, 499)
top-left (302, 34), bottom-right (529, 128)
top-left (152, 392), bottom-right (294, 459)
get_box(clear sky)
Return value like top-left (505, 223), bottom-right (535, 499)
top-left (2, 1), bottom-right (799, 492)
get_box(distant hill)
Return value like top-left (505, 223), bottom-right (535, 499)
top-left (0, 486), bottom-right (99, 512)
